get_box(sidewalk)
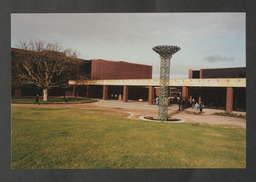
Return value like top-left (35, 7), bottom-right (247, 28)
top-left (94, 99), bottom-right (246, 115)
top-left (92, 100), bottom-right (246, 128)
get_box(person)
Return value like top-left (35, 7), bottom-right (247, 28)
top-left (194, 102), bottom-right (199, 115)
top-left (156, 96), bottom-right (159, 105)
top-left (63, 95), bottom-right (68, 103)
top-left (181, 99), bottom-right (185, 111)
top-left (173, 97), bottom-right (177, 104)
top-left (192, 98), bottom-right (195, 108)
top-left (199, 102), bottom-right (204, 114)
top-left (34, 95), bottom-right (40, 105)
top-left (178, 98), bottom-right (181, 111)
top-left (169, 97), bottom-right (172, 105)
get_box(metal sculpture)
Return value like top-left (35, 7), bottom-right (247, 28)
top-left (153, 45), bottom-right (180, 121)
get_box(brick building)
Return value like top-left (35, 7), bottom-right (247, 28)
top-left (11, 48), bottom-right (152, 98)
top-left (11, 47), bottom-right (246, 112)
top-left (67, 59), bottom-right (152, 99)
top-left (187, 67), bottom-right (246, 111)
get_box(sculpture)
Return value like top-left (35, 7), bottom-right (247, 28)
top-left (153, 45), bottom-right (180, 121)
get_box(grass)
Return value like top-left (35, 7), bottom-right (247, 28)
top-left (11, 106), bottom-right (246, 169)
top-left (214, 112), bottom-right (246, 119)
top-left (12, 97), bottom-right (97, 104)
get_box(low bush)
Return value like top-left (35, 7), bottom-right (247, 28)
top-left (11, 97), bottom-right (97, 104)
top-left (214, 112), bottom-right (246, 119)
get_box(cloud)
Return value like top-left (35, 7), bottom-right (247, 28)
top-left (203, 55), bottom-right (235, 63)
top-left (11, 13), bottom-right (245, 78)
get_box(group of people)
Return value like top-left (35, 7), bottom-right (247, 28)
top-left (193, 102), bottom-right (204, 115)
top-left (177, 98), bottom-right (185, 111)
top-left (192, 98), bottom-right (204, 114)
top-left (155, 96), bottom-right (204, 115)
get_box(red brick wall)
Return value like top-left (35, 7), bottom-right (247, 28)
top-left (65, 90), bottom-right (74, 97)
top-left (14, 89), bottom-right (22, 97)
top-left (91, 59), bottom-right (152, 80)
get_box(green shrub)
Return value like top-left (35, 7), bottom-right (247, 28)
top-left (214, 112), bottom-right (246, 119)
top-left (11, 97), bottom-right (97, 104)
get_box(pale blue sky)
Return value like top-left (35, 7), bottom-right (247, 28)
top-left (11, 13), bottom-right (246, 78)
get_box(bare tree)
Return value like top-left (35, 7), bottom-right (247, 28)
top-left (12, 41), bottom-right (78, 101)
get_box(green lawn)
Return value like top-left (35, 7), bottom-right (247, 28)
top-left (12, 97), bottom-right (97, 104)
top-left (11, 106), bottom-right (246, 169)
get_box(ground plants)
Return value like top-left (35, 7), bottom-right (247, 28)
top-left (11, 97), bottom-right (97, 104)
top-left (12, 106), bottom-right (246, 169)
top-left (214, 112), bottom-right (246, 119)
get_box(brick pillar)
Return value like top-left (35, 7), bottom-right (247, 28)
top-left (226, 87), bottom-right (233, 112)
top-left (189, 69), bottom-right (193, 79)
top-left (73, 85), bottom-right (76, 97)
top-left (86, 86), bottom-right (90, 98)
top-left (148, 86), bottom-right (155, 105)
top-left (123, 85), bottom-right (128, 102)
top-left (198, 88), bottom-right (202, 104)
top-left (118, 94), bottom-right (122, 100)
top-left (118, 88), bottom-right (122, 100)
top-left (182, 86), bottom-right (188, 108)
top-left (199, 70), bottom-right (203, 104)
top-left (200, 69), bottom-right (203, 78)
top-left (14, 88), bottom-right (22, 97)
top-left (65, 90), bottom-right (73, 97)
top-left (103, 85), bottom-right (108, 100)
top-left (155, 88), bottom-right (160, 97)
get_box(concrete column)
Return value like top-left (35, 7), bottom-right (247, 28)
top-left (123, 85), bottom-right (128, 102)
top-left (103, 85), bottom-right (108, 100)
top-left (226, 87), bottom-right (233, 112)
top-left (182, 86), bottom-right (188, 108)
top-left (148, 86), bottom-right (155, 105)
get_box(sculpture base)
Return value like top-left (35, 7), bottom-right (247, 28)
top-left (144, 116), bottom-right (181, 122)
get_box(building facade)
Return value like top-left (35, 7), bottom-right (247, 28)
top-left (188, 68), bottom-right (246, 111)
top-left (11, 48), bottom-right (246, 112)
top-left (11, 48), bottom-right (153, 99)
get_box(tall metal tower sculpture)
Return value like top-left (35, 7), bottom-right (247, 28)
top-left (153, 45), bottom-right (180, 121)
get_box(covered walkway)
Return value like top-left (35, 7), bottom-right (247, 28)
top-left (68, 78), bottom-right (246, 112)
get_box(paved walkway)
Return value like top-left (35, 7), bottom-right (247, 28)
top-left (93, 100), bottom-right (246, 128)
top-left (12, 99), bottom-right (246, 128)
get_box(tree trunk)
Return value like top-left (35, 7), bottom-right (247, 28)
top-left (43, 88), bottom-right (48, 102)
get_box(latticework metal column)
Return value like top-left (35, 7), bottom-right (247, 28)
top-left (153, 45), bottom-right (180, 121)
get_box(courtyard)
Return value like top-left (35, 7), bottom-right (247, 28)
top-left (12, 99), bottom-right (246, 128)
top-left (11, 100), bottom-right (246, 169)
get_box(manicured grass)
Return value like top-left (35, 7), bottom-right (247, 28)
top-left (214, 112), bottom-right (246, 119)
top-left (12, 97), bottom-right (97, 104)
top-left (11, 106), bottom-right (246, 169)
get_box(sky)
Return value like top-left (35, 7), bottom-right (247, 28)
top-left (11, 13), bottom-right (246, 79)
